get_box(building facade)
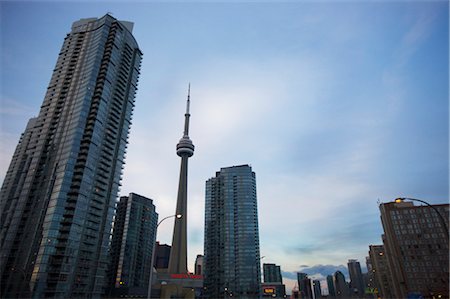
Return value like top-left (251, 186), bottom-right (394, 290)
top-left (379, 201), bottom-right (449, 298)
top-left (326, 275), bottom-right (336, 298)
top-left (204, 165), bottom-right (261, 299)
top-left (262, 263), bottom-right (286, 298)
top-left (263, 263), bottom-right (282, 284)
top-left (195, 255), bottom-right (204, 275)
top-left (0, 14), bottom-right (142, 298)
top-left (312, 280), bottom-right (322, 299)
top-left (333, 271), bottom-right (348, 298)
top-left (297, 273), bottom-right (312, 299)
top-left (347, 259), bottom-right (365, 297)
top-left (107, 193), bottom-right (157, 297)
top-left (154, 242), bottom-right (171, 269)
top-left (368, 244), bottom-right (394, 298)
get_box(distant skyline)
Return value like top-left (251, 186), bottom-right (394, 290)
top-left (1, 1), bottom-right (448, 294)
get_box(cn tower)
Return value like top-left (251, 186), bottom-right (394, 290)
top-left (168, 85), bottom-right (194, 275)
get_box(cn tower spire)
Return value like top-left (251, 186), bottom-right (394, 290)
top-left (168, 84), bottom-right (195, 275)
top-left (183, 83), bottom-right (191, 137)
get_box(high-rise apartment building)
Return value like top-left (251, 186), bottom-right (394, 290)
top-left (368, 244), bottom-right (394, 298)
top-left (107, 193), bottom-right (157, 297)
top-left (347, 259), bottom-right (364, 297)
top-left (0, 14), bottom-right (142, 298)
top-left (379, 201), bottom-right (449, 298)
top-left (333, 271), bottom-right (348, 298)
top-left (204, 165), bottom-right (261, 299)
top-left (297, 273), bottom-right (312, 299)
top-left (312, 280), bottom-right (322, 298)
top-left (326, 275), bottom-right (336, 298)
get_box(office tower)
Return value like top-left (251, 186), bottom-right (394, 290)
top-left (297, 273), bottom-right (312, 299)
top-left (107, 193), bottom-right (157, 297)
top-left (0, 14), bottom-right (142, 298)
top-left (262, 263), bottom-right (286, 298)
top-left (312, 280), bottom-right (322, 298)
top-left (204, 165), bottom-right (261, 299)
top-left (195, 254), bottom-right (203, 275)
top-left (154, 242), bottom-right (171, 269)
top-left (326, 275), bottom-right (336, 298)
top-left (333, 271), bottom-right (348, 298)
top-left (368, 244), bottom-right (393, 298)
top-left (380, 201), bottom-right (449, 298)
top-left (347, 259), bottom-right (364, 296)
top-left (263, 263), bottom-right (282, 283)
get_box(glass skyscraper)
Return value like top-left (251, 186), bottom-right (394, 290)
top-left (204, 165), bottom-right (261, 299)
top-left (107, 193), bottom-right (158, 297)
top-left (0, 14), bottom-right (142, 298)
top-left (347, 259), bottom-right (365, 297)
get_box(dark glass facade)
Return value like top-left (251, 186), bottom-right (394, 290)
top-left (262, 263), bottom-right (286, 298)
top-left (297, 273), bottom-right (312, 299)
top-left (347, 259), bottom-right (365, 297)
top-left (154, 242), bottom-right (171, 270)
top-left (263, 263), bottom-right (282, 283)
top-left (204, 165), bottom-right (261, 299)
top-left (0, 14), bottom-right (142, 298)
top-left (107, 193), bottom-right (157, 297)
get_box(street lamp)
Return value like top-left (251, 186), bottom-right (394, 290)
top-left (394, 197), bottom-right (449, 238)
top-left (147, 214), bottom-right (182, 299)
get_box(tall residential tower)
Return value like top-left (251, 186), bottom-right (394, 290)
top-left (0, 15), bottom-right (142, 298)
top-left (347, 259), bottom-right (365, 297)
top-left (379, 201), bottom-right (449, 298)
top-left (204, 165), bottom-right (261, 299)
top-left (107, 193), bottom-right (158, 297)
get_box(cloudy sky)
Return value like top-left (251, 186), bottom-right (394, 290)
top-left (1, 0), bottom-right (448, 294)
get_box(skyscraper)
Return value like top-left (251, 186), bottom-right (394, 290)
top-left (0, 14), bottom-right (142, 298)
top-left (368, 244), bottom-right (394, 298)
top-left (333, 271), bottom-right (349, 298)
top-left (312, 280), bottom-right (322, 299)
top-left (297, 273), bottom-right (312, 299)
top-left (326, 275), bottom-right (336, 298)
top-left (379, 201), bottom-right (449, 298)
top-left (204, 165), bottom-right (261, 299)
top-left (347, 259), bottom-right (364, 297)
top-left (107, 193), bottom-right (158, 297)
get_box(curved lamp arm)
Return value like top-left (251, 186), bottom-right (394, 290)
top-left (395, 197), bottom-right (449, 238)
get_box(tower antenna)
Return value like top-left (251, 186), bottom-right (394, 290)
top-left (186, 83), bottom-right (190, 114)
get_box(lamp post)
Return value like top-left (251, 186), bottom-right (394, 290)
top-left (394, 197), bottom-right (449, 239)
top-left (147, 214), bottom-right (182, 299)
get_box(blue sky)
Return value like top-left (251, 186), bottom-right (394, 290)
top-left (1, 1), bottom-right (448, 294)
